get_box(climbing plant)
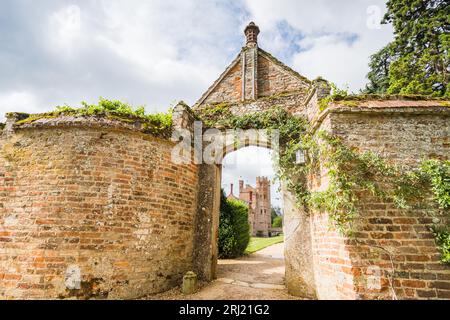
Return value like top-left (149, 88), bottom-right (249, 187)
top-left (433, 227), bottom-right (450, 265)
top-left (197, 104), bottom-right (449, 231)
top-left (197, 103), bottom-right (449, 260)
top-left (298, 131), bottom-right (450, 234)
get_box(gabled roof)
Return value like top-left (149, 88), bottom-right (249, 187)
top-left (194, 47), bottom-right (311, 108)
top-left (258, 48), bottom-right (311, 85)
top-left (194, 51), bottom-right (242, 108)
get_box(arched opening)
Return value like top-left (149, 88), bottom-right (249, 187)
top-left (190, 120), bottom-right (317, 299)
top-left (213, 145), bottom-right (289, 299)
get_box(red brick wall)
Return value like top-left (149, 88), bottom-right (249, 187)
top-left (0, 124), bottom-right (198, 299)
top-left (311, 110), bottom-right (450, 300)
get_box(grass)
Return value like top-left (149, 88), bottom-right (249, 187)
top-left (245, 235), bottom-right (284, 254)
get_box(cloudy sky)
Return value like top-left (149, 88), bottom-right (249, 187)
top-left (0, 0), bottom-right (393, 209)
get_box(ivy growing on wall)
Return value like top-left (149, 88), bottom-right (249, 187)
top-left (433, 227), bottom-right (450, 265)
top-left (197, 104), bottom-right (450, 261)
top-left (298, 132), bottom-right (450, 234)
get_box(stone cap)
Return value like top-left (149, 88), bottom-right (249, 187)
top-left (310, 99), bottom-right (450, 133)
top-left (5, 114), bottom-right (173, 139)
top-left (332, 99), bottom-right (449, 109)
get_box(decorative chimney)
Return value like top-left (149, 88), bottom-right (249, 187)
top-left (244, 22), bottom-right (260, 48)
top-left (241, 22), bottom-right (260, 101)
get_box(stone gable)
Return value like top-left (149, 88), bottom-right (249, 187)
top-left (195, 25), bottom-right (311, 109)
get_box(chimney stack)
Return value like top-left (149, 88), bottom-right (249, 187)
top-left (244, 22), bottom-right (260, 48)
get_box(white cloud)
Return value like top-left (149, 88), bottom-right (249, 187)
top-left (0, 91), bottom-right (40, 121)
top-left (292, 34), bottom-right (372, 91)
top-left (48, 5), bottom-right (82, 53)
top-left (0, 0), bottom-right (395, 208)
top-left (222, 147), bottom-right (282, 208)
top-left (244, 0), bottom-right (393, 91)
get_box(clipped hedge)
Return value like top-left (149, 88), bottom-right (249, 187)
top-left (218, 190), bottom-right (250, 258)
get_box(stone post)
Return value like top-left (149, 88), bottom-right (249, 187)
top-left (313, 77), bottom-right (331, 100)
top-left (3, 112), bottom-right (29, 138)
top-left (182, 271), bottom-right (198, 295)
top-left (172, 101), bottom-right (196, 131)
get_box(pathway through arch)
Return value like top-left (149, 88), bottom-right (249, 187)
top-left (147, 243), bottom-right (303, 300)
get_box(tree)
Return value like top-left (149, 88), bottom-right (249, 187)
top-left (365, 45), bottom-right (393, 93)
top-left (272, 216), bottom-right (283, 228)
top-left (218, 190), bottom-right (250, 258)
top-left (365, 0), bottom-right (449, 97)
top-left (270, 207), bottom-right (280, 225)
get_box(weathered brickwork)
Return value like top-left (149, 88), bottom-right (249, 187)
top-left (207, 91), bottom-right (308, 118)
top-left (257, 51), bottom-right (310, 98)
top-left (200, 60), bottom-right (242, 105)
top-left (0, 22), bottom-right (448, 300)
top-left (195, 28), bottom-right (311, 109)
top-left (0, 120), bottom-right (198, 299)
top-left (310, 107), bottom-right (450, 300)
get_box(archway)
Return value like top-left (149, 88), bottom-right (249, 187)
top-left (197, 144), bottom-right (288, 299)
top-left (208, 132), bottom-right (317, 299)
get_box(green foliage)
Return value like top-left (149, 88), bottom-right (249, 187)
top-left (433, 226), bottom-right (450, 264)
top-left (199, 104), bottom-right (449, 248)
top-left (365, 0), bottom-right (449, 96)
top-left (218, 190), bottom-right (250, 258)
top-left (365, 45), bottom-right (393, 94)
top-left (15, 98), bottom-right (173, 137)
top-left (196, 106), bottom-right (308, 152)
top-left (272, 216), bottom-right (283, 228)
top-left (271, 207), bottom-right (281, 225)
top-left (293, 131), bottom-right (449, 235)
top-left (0, 123), bottom-right (5, 131)
top-left (196, 103), bottom-right (232, 127)
top-left (420, 159), bottom-right (450, 209)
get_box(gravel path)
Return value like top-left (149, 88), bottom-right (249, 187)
top-left (146, 242), bottom-right (303, 300)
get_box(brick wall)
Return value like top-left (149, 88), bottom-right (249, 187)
top-left (257, 53), bottom-right (309, 98)
top-left (201, 61), bottom-right (242, 105)
top-left (197, 48), bottom-right (311, 108)
top-left (0, 120), bottom-right (199, 299)
top-left (310, 106), bottom-right (450, 299)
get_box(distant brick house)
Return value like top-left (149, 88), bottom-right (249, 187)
top-left (227, 177), bottom-right (271, 237)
